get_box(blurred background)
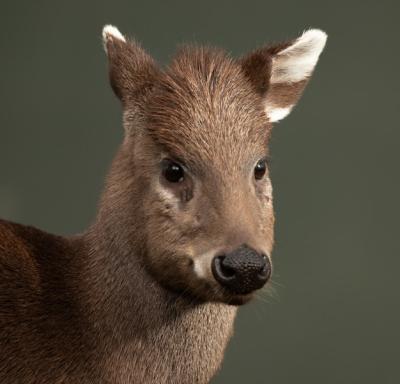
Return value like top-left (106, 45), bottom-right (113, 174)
top-left (0, 1), bottom-right (399, 383)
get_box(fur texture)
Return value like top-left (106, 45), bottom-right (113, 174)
top-left (0, 25), bottom-right (326, 383)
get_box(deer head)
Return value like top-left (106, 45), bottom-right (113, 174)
top-left (101, 25), bottom-right (327, 305)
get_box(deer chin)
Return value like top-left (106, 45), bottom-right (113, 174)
top-left (167, 280), bottom-right (256, 307)
top-left (194, 286), bottom-right (255, 306)
top-left (226, 294), bottom-right (254, 306)
top-left (214, 284), bottom-right (259, 306)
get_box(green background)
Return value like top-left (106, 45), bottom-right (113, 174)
top-left (1, 1), bottom-right (399, 383)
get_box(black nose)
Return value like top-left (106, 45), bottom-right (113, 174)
top-left (211, 245), bottom-right (271, 295)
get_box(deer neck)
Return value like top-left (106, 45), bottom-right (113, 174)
top-left (75, 167), bottom-right (237, 381)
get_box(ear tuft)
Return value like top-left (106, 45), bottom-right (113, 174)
top-left (240, 28), bottom-right (327, 123)
top-left (101, 25), bottom-right (159, 111)
top-left (271, 28), bottom-right (327, 84)
top-left (102, 25), bottom-right (126, 51)
top-left (266, 106), bottom-right (293, 122)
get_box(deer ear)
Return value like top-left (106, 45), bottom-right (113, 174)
top-left (241, 29), bottom-right (327, 122)
top-left (102, 25), bottom-right (159, 105)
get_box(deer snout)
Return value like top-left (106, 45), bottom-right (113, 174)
top-left (211, 245), bottom-right (271, 295)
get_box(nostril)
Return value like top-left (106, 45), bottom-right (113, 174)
top-left (212, 255), bottom-right (236, 282)
top-left (259, 264), bottom-right (268, 276)
top-left (258, 258), bottom-right (271, 281)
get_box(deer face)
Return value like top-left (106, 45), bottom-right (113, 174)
top-left (102, 26), bottom-right (326, 305)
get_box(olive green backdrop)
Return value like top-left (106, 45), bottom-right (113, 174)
top-left (1, 1), bottom-right (399, 383)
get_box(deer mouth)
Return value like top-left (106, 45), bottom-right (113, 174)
top-left (226, 293), bottom-right (254, 306)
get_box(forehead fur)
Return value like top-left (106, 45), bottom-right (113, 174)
top-left (145, 45), bottom-right (271, 167)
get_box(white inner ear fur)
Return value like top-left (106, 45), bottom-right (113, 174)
top-left (265, 105), bottom-right (293, 122)
top-left (102, 25), bottom-right (126, 51)
top-left (271, 29), bottom-right (327, 84)
top-left (266, 29), bottom-right (327, 122)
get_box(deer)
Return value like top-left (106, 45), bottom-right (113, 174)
top-left (0, 25), bottom-right (327, 383)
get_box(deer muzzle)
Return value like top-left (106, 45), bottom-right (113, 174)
top-left (211, 244), bottom-right (271, 294)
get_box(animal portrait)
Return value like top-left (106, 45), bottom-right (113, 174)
top-left (3, 0), bottom-right (399, 382)
top-left (0, 22), bottom-right (326, 384)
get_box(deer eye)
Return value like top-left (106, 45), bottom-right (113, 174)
top-left (162, 160), bottom-right (184, 183)
top-left (254, 158), bottom-right (267, 180)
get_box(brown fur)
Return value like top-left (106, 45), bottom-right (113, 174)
top-left (0, 27), bottom-right (325, 383)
